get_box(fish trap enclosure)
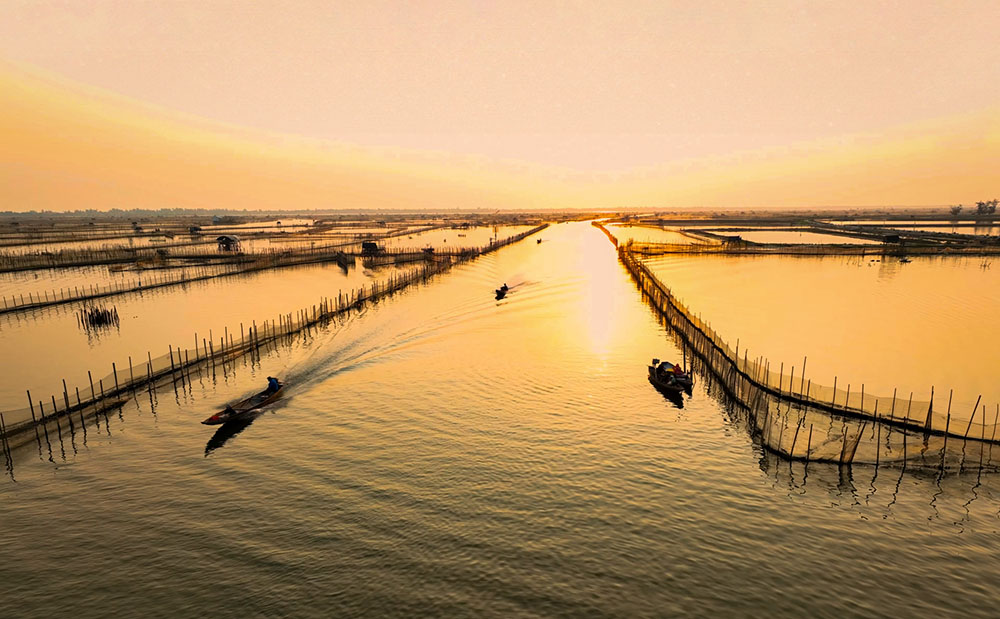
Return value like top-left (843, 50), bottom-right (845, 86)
top-left (622, 239), bottom-right (1000, 258)
top-left (77, 305), bottom-right (119, 329)
top-left (616, 241), bottom-right (1000, 471)
top-left (0, 224), bottom-right (547, 453)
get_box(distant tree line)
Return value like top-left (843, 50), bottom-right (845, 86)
top-left (949, 199), bottom-right (997, 216)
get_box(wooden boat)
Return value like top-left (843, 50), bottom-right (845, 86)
top-left (648, 359), bottom-right (693, 393)
top-left (495, 283), bottom-right (509, 300)
top-left (201, 384), bottom-right (283, 425)
top-left (648, 365), bottom-right (684, 393)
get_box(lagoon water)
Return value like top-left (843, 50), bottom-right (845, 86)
top-left (643, 252), bottom-right (1000, 415)
top-left (3, 223), bottom-right (1000, 617)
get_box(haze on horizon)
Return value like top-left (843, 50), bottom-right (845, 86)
top-left (1, 0), bottom-right (998, 212)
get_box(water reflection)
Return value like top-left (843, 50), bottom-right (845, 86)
top-left (4, 397), bottom-right (125, 476)
top-left (204, 410), bottom-right (266, 456)
top-left (5, 222), bottom-right (1000, 617)
top-left (644, 252), bottom-right (1000, 415)
top-left (653, 385), bottom-right (686, 409)
top-left (758, 445), bottom-right (1000, 529)
top-left (0, 259), bottom-right (409, 409)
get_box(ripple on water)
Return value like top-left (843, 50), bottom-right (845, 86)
top-left (2, 223), bottom-right (1000, 617)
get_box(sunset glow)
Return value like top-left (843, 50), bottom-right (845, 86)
top-left (2, 1), bottom-right (998, 211)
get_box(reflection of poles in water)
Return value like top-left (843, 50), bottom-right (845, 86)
top-left (0, 413), bottom-right (14, 479)
top-left (939, 390), bottom-right (953, 473)
top-left (837, 463), bottom-right (859, 506)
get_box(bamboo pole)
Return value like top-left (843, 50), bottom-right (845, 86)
top-left (964, 395), bottom-right (982, 439)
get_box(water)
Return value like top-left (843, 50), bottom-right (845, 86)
top-left (378, 225), bottom-right (535, 250)
top-left (3, 222), bottom-right (1000, 617)
top-left (725, 230), bottom-right (881, 245)
top-left (0, 261), bottom-right (410, 409)
top-left (607, 224), bottom-right (693, 245)
top-left (893, 225), bottom-right (998, 236)
top-left (643, 252), bottom-right (1000, 414)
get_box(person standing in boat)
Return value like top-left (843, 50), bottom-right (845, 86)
top-left (265, 376), bottom-right (281, 394)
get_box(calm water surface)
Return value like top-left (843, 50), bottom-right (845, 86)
top-left (607, 225), bottom-right (693, 245)
top-left (644, 253), bottom-right (1000, 414)
top-left (0, 262), bottom-right (410, 409)
top-left (724, 230), bottom-right (880, 245)
top-left (3, 223), bottom-right (1000, 618)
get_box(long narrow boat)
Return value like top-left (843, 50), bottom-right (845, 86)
top-left (201, 384), bottom-right (284, 425)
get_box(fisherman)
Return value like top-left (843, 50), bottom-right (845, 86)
top-left (265, 376), bottom-right (281, 393)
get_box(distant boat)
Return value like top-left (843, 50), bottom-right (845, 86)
top-left (202, 384), bottom-right (283, 425)
top-left (537, 238), bottom-right (542, 244)
top-left (495, 283), bottom-right (509, 300)
top-left (899, 256), bottom-right (912, 263)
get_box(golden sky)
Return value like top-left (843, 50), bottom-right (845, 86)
top-left (1, 1), bottom-right (998, 211)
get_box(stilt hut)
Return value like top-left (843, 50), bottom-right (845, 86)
top-left (217, 235), bottom-right (241, 251)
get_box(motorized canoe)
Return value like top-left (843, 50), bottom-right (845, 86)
top-left (201, 384), bottom-right (283, 425)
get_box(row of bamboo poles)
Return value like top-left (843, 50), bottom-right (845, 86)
top-left (624, 240), bottom-right (1000, 257)
top-left (593, 222), bottom-right (999, 469)
top-left (0, 250), bottom-right (357, 316)
top-left (0, 222), bottom-right (440, 273)
top-left (0, 224), bottom-right (547, 454)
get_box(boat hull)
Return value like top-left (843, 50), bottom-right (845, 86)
top-left (202, 386), bottom-right (283, 425)
top-left (648, 367), bottom-right (685, 393)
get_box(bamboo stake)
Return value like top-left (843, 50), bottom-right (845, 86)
top-left (964, 395), bottom-right (982, 439)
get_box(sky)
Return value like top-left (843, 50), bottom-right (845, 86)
top-left (0, 0), bottom-right (998, 211)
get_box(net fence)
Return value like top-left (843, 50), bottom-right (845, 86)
top-left (619, 243), bottom-right (999, 469)
top-left (0, 225), bottom-right (547, 448)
